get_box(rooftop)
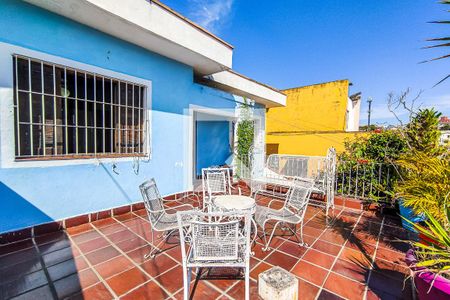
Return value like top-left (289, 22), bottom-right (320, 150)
top-left (0, 192), bottom-right (414, 300)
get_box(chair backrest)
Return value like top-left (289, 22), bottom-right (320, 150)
top-left (285, 178), bottom-right (314, 218)
top-left (177, 210), bottom-right (251, 263)
top-left (139, 179), bottom-right (164, 226)
top-left (202, 168), bottom-right (231, 198)
top-left (265, 154), bottom-right (327, 189)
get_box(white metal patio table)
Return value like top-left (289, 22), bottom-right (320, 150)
top-left (212, 195), bottom-right (256, 213)
top-left (212, 195), bottom-right (258, 248)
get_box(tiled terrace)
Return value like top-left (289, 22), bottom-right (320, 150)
top-left (0, 194), bottom-right (415, 300)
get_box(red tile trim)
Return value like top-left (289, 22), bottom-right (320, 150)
top-left (90, 210), bottom-right (112, 222)
top-left (112, 205), bottom-right (132, 216)
top-left (131, 202), bottom-right (145, 211)
top-left (0, 191), bottom-right (181, 244)
top-left (65, 214), bottom-right (90, 228)
top-left (34, 221), bottom-right (64, 236)
top-left (0, 227), bottom-right (32, 244)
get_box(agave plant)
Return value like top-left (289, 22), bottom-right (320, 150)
top-left (403, 206), bottom-right (450, 279)
top-left (423, 0), bottom-right (450, 85)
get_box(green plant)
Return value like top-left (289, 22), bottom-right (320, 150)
top-left (395, 151), bottom-right (450, 226)
top-left (236, 99), bottom-right (254, 168)
top-left (340, 130), bottom-right (407, 163)
top-left (336, 130), bottom-right (407, 202)
top-left (403, 206), bottom-right (450, 279)
top-left (405, 108), bottom-right (443, 155)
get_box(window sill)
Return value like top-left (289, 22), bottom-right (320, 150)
top-left (15, 153), bottom-right (148, 162)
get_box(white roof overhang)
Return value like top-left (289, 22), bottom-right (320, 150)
top-left (24, 0), bottom-right (233, 75)
top-left (200, 70), bottom-right (286, 108)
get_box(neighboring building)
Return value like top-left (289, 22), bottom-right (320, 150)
top-left (439, 116), bottom-right (450, 130)
top-left (440, 131), bottom-right (450, 146)
top-left (346, 92), bottom-right (362, 132)
top-left (266, 79), bottom-right (363, 156)
top-left (0, 0), bottom-right (286, 233)
top-left (439, 116), bottom-right (450, 146)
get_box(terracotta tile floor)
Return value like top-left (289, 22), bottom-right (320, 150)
top-left (0, 195), bottom-right (416, 300)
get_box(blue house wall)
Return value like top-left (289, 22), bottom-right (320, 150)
top-left (0, 0), bottom-right (242, 233)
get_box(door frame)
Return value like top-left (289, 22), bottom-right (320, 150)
top-left (185, 105), bottom-right (236, 190)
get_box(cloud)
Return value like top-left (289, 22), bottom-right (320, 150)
top-left (419, 94), bottom-right (450, 111)
top-left (188, 0), bottom-right (234, 34)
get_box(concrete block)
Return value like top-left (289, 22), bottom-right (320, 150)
top-left (258, 266), bottom-right (298, 300)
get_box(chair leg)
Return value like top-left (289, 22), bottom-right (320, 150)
top-left (244, 264), bottom-right (250, 300)
top-left (182, 265), bottom-right (190, 300)
top-left (262, 221), bottom-right (281, 251)
top-left (287, 222), bottom-right (307, 247)
top-left (145, 229), bottom-right (174, 259)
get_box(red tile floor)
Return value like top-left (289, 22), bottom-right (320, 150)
top-left (0, 195), bottom-right (416, 300)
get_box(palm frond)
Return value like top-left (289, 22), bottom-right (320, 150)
top-left (423, 42), bottom-right (450, 49)
top-left (419, 54), bottom-right (450, 64)
top-left (427, 37), bottom-right (450, 42)
top-left (433, 74), bottom-right (450, 87)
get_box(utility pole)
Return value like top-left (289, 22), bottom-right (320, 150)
top-left (367, 97), bottom-right (373, 128)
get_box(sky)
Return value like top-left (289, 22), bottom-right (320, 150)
top-left (162, 0), bottom-right (450, 126)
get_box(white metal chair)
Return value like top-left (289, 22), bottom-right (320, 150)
top-left (177, 210), bottom-right (252, 300)
top-left (202, 167), bottom-right (241, 210)
top-left (139, 178), bottom-right (195, 259)
top-left (255, 178), bottom-right (314, 251)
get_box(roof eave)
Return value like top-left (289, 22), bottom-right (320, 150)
top-left (24, 0), bottom-right (233, 75)
top-left (200, 71), bottom-right (286, 108)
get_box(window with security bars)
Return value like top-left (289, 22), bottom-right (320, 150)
top-left (13, 55), bottom-right (147, 159)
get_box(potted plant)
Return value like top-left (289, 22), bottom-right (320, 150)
top-left (403, 207), bottom-right (450, 299)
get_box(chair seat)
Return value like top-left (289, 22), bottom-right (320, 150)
top-left (153, 212), bottom-right (178, 231)
top-left (186, 240), bottom-right (248, 267)
top-left (255, 205), bottom-right (301, 226)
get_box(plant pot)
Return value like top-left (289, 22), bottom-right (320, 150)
top-left (398, 199), bottom-right (425, 232)
top-left (406, 249), bottom-right (450, 300)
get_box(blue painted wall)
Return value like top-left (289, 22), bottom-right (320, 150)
top-left (196, 121), bottom-right (231, 175)
top-left (0, 0), bottom-right (241, 233)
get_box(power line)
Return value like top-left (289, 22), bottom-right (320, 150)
top-left (265, 115), bottom-right (356, 146)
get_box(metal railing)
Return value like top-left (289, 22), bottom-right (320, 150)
top-left (335, 160), bottom-right (398, 202)
top-left (232, 154), bottom-right (398, 204)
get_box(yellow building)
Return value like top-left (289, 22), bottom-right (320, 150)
top-left (266, 79), bottom-right (364, 156)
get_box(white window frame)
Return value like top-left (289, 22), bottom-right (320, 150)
top-left (0, 42), bottom-right (152, 168)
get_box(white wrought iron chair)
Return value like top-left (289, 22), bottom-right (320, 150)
top-left (139, 178), bottom-right (195, 259)
top-left (202, 167), bottom-right (241, 210)
top-left (177, 210), bottom-right (252, 300)
top-left (255, 178), bottom-right (315, 251)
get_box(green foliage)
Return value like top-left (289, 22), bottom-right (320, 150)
top-left (337, 130), bottom-right (407, 202)
top-left (395, 151), bottom-right (450, 226)
top-left (340, 130), bottom-right (407, 163)
top-left (403, 206), bottom-right (450, 279)
top-left (236, 99), bottom-right (254, 167)
top-left (359, 125), bottom-right (377, 132)
top-left (405, 108), bottom-right (442, 155)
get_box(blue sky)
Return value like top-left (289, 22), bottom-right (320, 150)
top-left (163, 0), bottom-right (450, 125)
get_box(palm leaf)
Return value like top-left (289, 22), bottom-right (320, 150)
top-left (423, 42), bottom-right (450, 49)
top-left (420, 54), bottom-right (450, 64)
top-left (427, 37), bottom-right (450, 41)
